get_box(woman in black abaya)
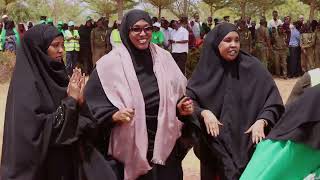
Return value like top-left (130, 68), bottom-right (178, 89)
top-left (187, 23), bottom-right (284, 180)
top-left (84, 10), bottom-right (193, 180)
top-left (0, 24), bottom-right (116, 180)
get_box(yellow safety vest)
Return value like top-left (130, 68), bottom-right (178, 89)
top-left (111, 29), bottom-right (121, 44)
top-left (64, 30), bottom-right (80, 52)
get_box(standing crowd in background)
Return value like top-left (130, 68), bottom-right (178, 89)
top-left (2, 11), bottom-right (320, 80)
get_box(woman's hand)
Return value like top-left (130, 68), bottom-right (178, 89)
top-left (67, 68), bottom-right (86, 105)
top-left (78, 73), bottom-right (87, 106)
top-left (112, 108), bottom-right (135, 124)
top-left (201, 110), bottom-right (223, 137)
top-left (245, 119), bottom-right (268, 144)
top-left (177, 97), bottom-right (194, 116)
top-left (67, 68), bottom-right (82, 101)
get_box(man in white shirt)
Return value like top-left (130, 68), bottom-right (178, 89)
top-left (160, 19), bottom-right (172, 50)
top-left (268, 10), bottom-right (283, 29)
top-left (192, 13), bottom-right (201, 38)
top-left (169, 20), bottom-right (189, 74)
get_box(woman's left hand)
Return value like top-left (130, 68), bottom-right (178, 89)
top-left (177, 97), bottom-right (194, 116)
top-left (245, 119), bottom-right (267, 144)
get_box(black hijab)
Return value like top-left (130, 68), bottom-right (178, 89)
top-left (1, 24), bottom-right (68, 179)
top-left (187, 23), bottom-right (284, 179)
top-left (187, 23), bottom-right (241, 116)
top-left (268, 84), bottom-right (320, 150)
top-left (120, 9), bottom-right (153, 63)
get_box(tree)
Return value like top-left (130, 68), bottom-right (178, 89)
top-left (300, 0), bottom-right (320, 20)
top-left (228, 0), bottom-right (285, 18)
top-left (0, 0), bottom-right (17, 14)
top-left (167, 0), bottom-right (199, 18)
top-left (202, 0), bottom-right (230, 17)
top-left (83, 0), bottom-right (137, 20)
top-left (147, 0), bottom-right (174, 18)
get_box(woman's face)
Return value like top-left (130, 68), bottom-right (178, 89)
top-left (47, 36), bottom-right (64, 61)
top-left (218, 31), bottom-right (240, 61)
top-left (129, 20), bottom-right (152, 50)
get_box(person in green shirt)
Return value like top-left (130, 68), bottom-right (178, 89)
top-left (151, 22), bottom-right (164, 47)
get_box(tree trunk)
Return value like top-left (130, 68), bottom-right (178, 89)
top-left (105, 13), bottom-right (110, 20)
top-left (183, 0), bottom-right (188, 16)
top-left (210, 4), bottom-right (213, 17)
top-left (158, 6), bottom-right (162, 18)
top-left (309, 0), bottom-right (316, 21)
top-left (117, 0), bottom-right (124, 20)
top-left (240, 2), bottom-right (246, 19)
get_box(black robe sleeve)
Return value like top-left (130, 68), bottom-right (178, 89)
top-left (50, 96), bottom-right (79, 145)
top-left (82, 69), bottom-right (119, 156)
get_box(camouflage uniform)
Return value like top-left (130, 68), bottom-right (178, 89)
top-left (239, 28), bottom-right (252, 53)
top-left (314, 30), bottom-right (320, 67)
top-left (272, 30), bottom-right (288, 77)
top-left (255, 25), bottom-right (270, 68)
top-left (300, 32), bottom-right (316, 72)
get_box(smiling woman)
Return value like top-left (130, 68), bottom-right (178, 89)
top-left (186, 23), bottom-right (284, 179)
top-left (84, 9), bottom-right (194, 180)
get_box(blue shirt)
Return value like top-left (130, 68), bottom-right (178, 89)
top-left (289, 28), bottom-right (300, 47)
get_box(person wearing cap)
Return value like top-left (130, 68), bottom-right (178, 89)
top-left (110, 20), bottom-right (122, 49)
top-left (91, 17), bottom-right (107, 66)
top-left (79, 16), bottom-right (94, 74)
top-left (151, 22), bottom-right (164, 47)
top-left (47, 18), bottom-right (54, 26)
top-left (57, 21), bottom-right (64, 34)
top-left (64, 21), bottom-right (80, 75)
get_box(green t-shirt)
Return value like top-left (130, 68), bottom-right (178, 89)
top-left (151, 31), bottom-right (164, 45)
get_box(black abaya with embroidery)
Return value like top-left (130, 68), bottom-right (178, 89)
top-left (0, 24), bottom-right (116, 180)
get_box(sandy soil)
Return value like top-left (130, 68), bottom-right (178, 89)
top-left (0, 78), bottom-right (297, 179)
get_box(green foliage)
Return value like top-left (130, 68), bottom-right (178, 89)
top-left (202, 0), bottom-right (230, 16)
top-left (83, 0), bottom-right (137, 19)
top-left (147, 0), bottom-right (175, 17)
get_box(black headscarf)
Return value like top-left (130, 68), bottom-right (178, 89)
top-left (187, 23), bottom-right (284, 179)
top-left (1, 24), bottom-right (68, 179)
top-left (268, 84), bottom-right (320, 150)
top-left (120, 9), bottom-right (153, 62)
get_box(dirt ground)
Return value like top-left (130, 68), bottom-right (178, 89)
top-left (0, 78), bottom-right (297, 179)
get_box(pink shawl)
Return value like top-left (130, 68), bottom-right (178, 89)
top-left (96, 44), bottom-right (187, 180)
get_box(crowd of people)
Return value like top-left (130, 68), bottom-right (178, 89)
top-left (2, 11), bottom-right (320, 80)
top-left (1, 9), bottom-right (320, 180)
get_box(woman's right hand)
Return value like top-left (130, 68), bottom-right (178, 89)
top-left (67, 68), bottom-right (85, 103)
top-left (201, 110), bottom-right (223, 137)
top-left (112, 108), bottom-right (135, 124)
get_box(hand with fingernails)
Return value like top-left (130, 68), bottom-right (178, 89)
top-left (67, 67), bottom-right (86, 105)
top-left (201, 110), bottom-right (223, 137)
top-left (245, 119), bottom-right (268, 144)
top-left (177, 96), bottom-right (194, 116)
top-left (112, 108), bottom-right (135, 124)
